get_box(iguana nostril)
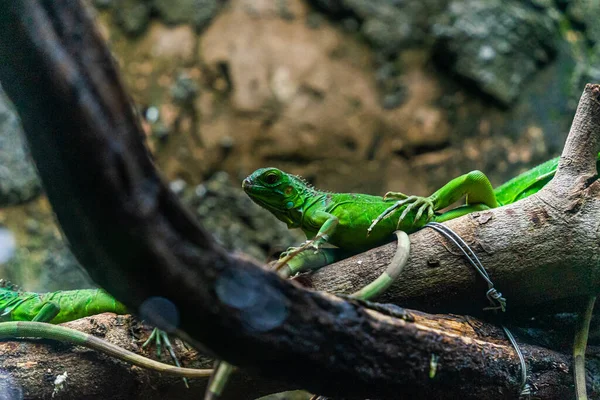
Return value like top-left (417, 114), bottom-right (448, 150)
top-left (242, 178), bottom-right (252, 189)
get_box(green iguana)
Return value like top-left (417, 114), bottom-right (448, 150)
top-left (204, 155), bottom-right (597, 400)
top-left (243, 155), bottom-right (565, 278)
top-left (0, 280), bottom-right (128, 323)
top-left (0, 280), bottom-right (212, 379)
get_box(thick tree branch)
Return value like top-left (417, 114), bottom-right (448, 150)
top-left (307, 85), bottom-right (600, 315)
top-left (0, 313), bottom-right (585, 400)
top-left (0, 1), bottom-right (599, 399)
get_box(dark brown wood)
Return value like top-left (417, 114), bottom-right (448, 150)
top-left (0, 0), bottom-right (599, 398)
top-left (0, 312), bottom-right (582, 400)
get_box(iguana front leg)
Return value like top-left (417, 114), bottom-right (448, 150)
top-left (282, 211), bottom-right (339, 253)
top-left (276, 248), bottom-right (352, 278)
top-left (274, 211), bottom-right (339, 274)
top-left (369, 170), bottom-right (498, 233)
top-left (31, 302), bottom-right (61, 322)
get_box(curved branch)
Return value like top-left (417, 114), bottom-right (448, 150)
top-left (0, 1), bottom-right (599, 399)
top-left (0, 312), bottom-right (582, 400)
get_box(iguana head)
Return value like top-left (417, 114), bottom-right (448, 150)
top-left (242, 167), bottom-right (312, 228)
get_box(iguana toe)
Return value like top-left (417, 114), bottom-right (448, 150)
top-left (383, 191), bottom-right (409, 201)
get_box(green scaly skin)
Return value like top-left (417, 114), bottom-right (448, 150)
top-left (245, 155), bottom-right (595, 269)
top-left (242, 168), bottom-right (498, 264)
top-left (0, 283), bottom-right (128, 324)
top-left (0, 281), bottom-right (213, 380)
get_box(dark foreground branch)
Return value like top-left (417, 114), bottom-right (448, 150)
top-left (1, 1), bottom-right (600, 399)
top-left (0, 312), bottom-right (585, 400)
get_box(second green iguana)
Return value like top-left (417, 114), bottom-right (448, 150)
top-left (0, 280), bottom-right (212, 379)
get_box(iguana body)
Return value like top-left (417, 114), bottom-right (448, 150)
top-left (0, 281), bottom-right (127, 323)
top-left (243, 155), bottom-right (578, 262)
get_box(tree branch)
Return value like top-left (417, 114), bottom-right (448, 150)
top-left (0, 312), bottom-right (585, 400)
top-left (0, 1), bottom-right (599, 399)
top-left (308, 84), bottom-right (600, 315)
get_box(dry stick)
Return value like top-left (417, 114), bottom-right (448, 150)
top-left (1, 1), bottom-right (600, 398)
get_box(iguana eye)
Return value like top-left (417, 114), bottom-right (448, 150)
top-left (265, 173), bottom-right (279, 184)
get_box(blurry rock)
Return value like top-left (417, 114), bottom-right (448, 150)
top-left (1, 197), bottom-right (95, 292)
top-left (5, 242), bottom-right (94, 292)
top-left (93, 0), bottom-right (113, 8)
top-left (306, 0), bottom-right (449, 110)
top-left (38, 243), bottom-right (95, 291)
top-left (566, 0), bottom-right (600, 44)
top-left (171, 72), bottom-right (199, 106)
top-left (114, 0), bottom-right (152, 36)
top-left (181, 172), bottom-right (304, 261)
top-left (308, 0), bottom-right (351, 17)
top-left (308, 0), bottom-right (450, 50)
top-left (0, 86), bottom-right (42, 206)
top-left (199, 0), bottom-right (452, 192)
top-left (432, 0), bottom-right (558, 106)
top-left (153, 0), bottom-right (220, 31)
top-left (141, 23), bottom-right (198, 65)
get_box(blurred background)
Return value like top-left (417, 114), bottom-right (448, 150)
top-left (0, 0), bottom-right (598, 293)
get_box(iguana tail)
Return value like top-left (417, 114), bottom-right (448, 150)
top-left (0, 321), bottom-right (213, 378)
top-left (493, 153), bottom-right (600, 206)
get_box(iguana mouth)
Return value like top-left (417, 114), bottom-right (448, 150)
top-left (242, 178), bottom-right (252, 190)
top-left (242, 179), bottom-right (270, 197)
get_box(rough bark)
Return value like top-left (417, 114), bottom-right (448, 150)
top-left (0, 1), bottom-right (599, 399)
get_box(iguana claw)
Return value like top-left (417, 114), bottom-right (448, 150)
top-left (272, 236), bottom-right (321, 273)
top-left (368, 195), bottom-right (434, 234)
top-left (383, 191), bottom-right (409, 201)
top-left (397, 195), bottom-right (434, 228)
top-left (142, 328), bottom-right (189, 388)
